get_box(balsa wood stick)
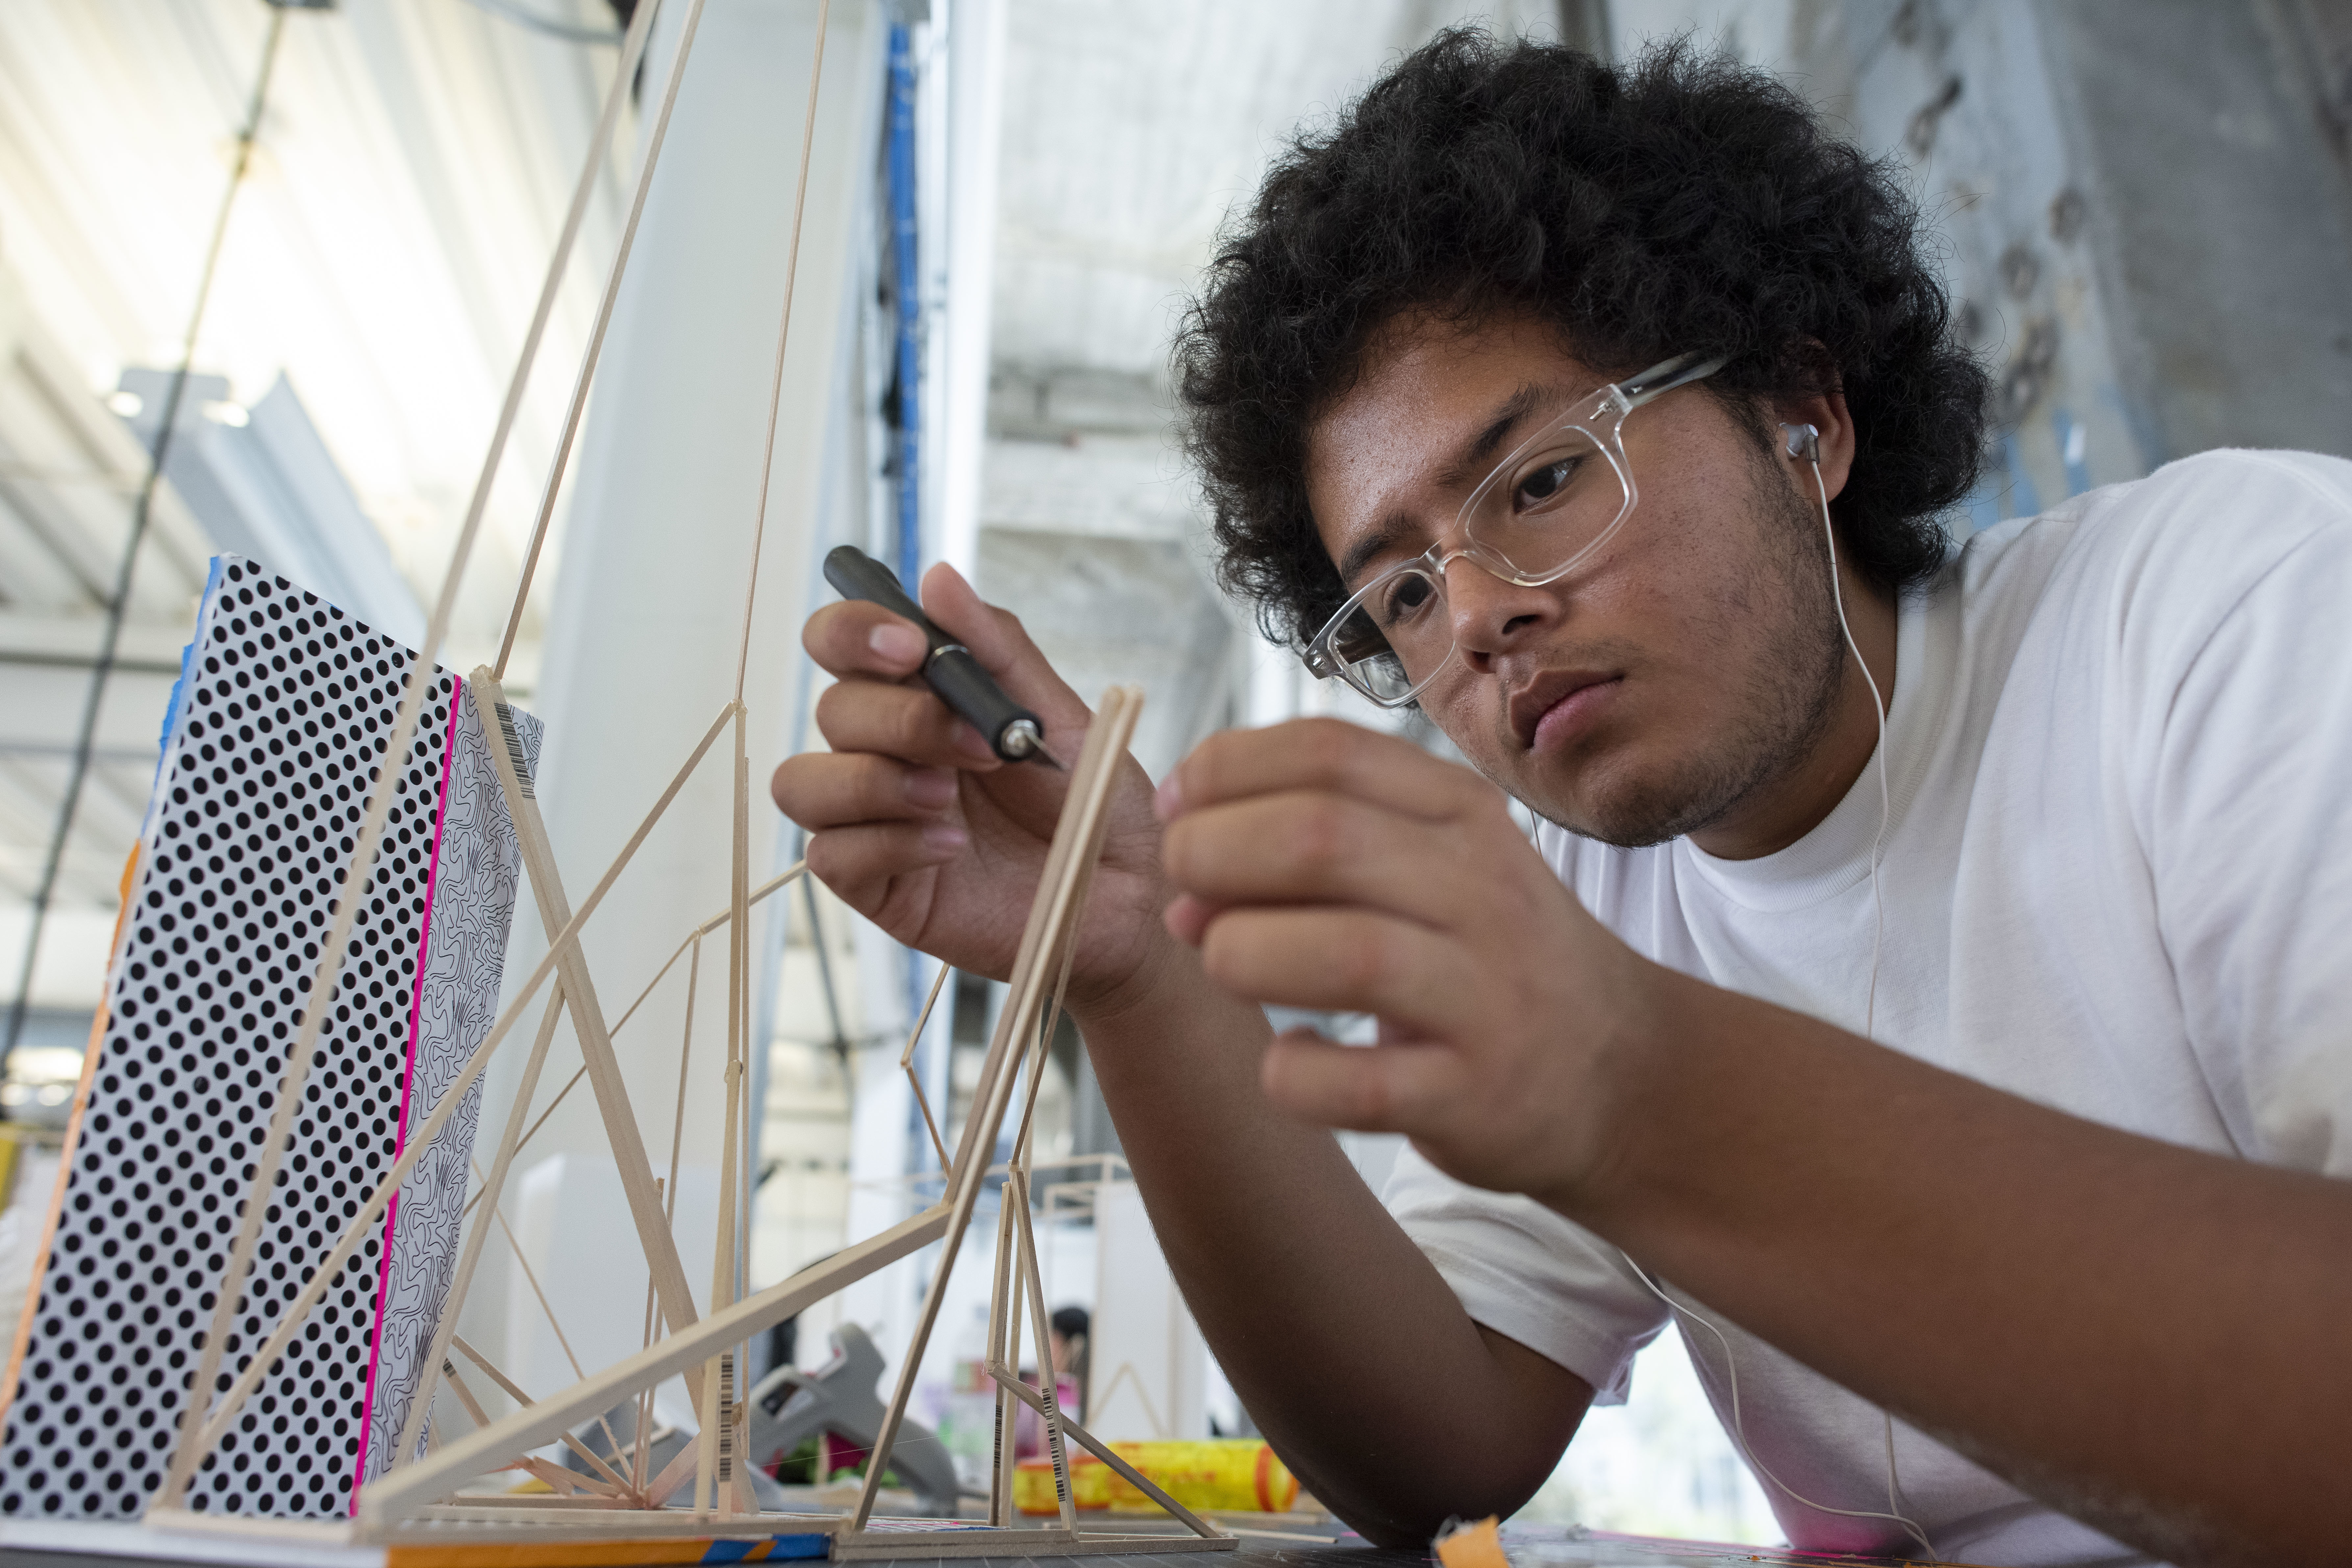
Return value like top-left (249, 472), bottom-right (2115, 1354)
top-left (732, 0), bottom-right (833, 705)
top-left (991, 1007), bottom-right (1055, 1525)
top-left (979, 755), bottom-right (1125, 1522)
top-left (850, 698), bottom-right (1128, 1528)
top-left (991, 1372), bottom-right (1220, 1540)
top-left (1008, 903), bottom-right (1091, 1196)
top-left (998, 1194), bottom-right (1030, 1524)
top-left (642, 931), bottom-right (701, 1493)
top-left (471, 671), bottom-right (704, 1343)
top-left (694, 713), bottom-right (754, 1514)
top-left (448, 1336), bottom-right (638, 1499)
top-left (849, 689), bottom-right (1140, 1532)
top-left (163, 704), bottom-right (735, 1483)
top-left (388, 978), bottom-right (570, 1470)
top-left (1003, 1183), bottom-right (1225, 1549)
top-left (1009, 1169), bottom-right (1079, 1535)
top-left (463, 860), bottom-right (808, 1227)
top-left (641, 1432), bottom-right (707, 1522)
top-left (985, 1178), bottom-right (1018, 1526)
top-left (440, 1361), bottom-right (491, 1433)
top-left (934, 692), bottom-right (1120, 1184)
top-left (492, 0), bottom-right (715, 679)
top-left (471, 0), bottom-right (663, 666)
top-left (440, 1362), bottom-right (620, 1500)
top-left (1002, 1006), bottom-right (1073, 1530)
top-left (471, 1157), bottom-right (633, 1478)
top-left (612, 861), bottom-right (811, 1040)
top-left (701, 1), bottom-right (834, 1495)
top-left (901, 961), bottom-right (954, 1174)
top-left (356, 1204), bottom-right (953, 1525)
top-left (700, 708), bottom-right (754, 1512)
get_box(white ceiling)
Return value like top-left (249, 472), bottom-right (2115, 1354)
top-left (988, 0), bottom-right (1568, 380)
top-left (0, 0), bottom-right (630, 677)
top-left (0, 0), bottom-right (627, 998)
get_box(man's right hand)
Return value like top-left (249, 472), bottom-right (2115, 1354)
top-left (778, 568), bottom-right (1593, 1542)
top-left (771, 560), bottom-right (1172, 1016)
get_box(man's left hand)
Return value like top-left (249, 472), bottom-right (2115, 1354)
top-left (1157, 717), bottom-right (1664, 1205)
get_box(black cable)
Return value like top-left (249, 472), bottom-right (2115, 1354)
top-left (1, 6), bottom-right (291, 1072)
top-left (799, 870), bottom-right (853, 1071)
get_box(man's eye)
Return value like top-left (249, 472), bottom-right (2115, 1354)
top-left (1377, 574), bottom-right (1437, 623)
top-left (1516, 457), bottom-right (1578, 508)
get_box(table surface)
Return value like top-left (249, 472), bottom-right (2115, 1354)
top-left (0, 1512), bottom-right (1856, 1568)
top-left (0, 1533), bottom-right (1855, 1568)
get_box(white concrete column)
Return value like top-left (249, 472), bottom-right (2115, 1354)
top-left (938, 0), bottom-right (1005, 577)
top-left (459, 0), bottom-right (887, 1379)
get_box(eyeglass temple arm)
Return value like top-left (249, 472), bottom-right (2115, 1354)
top-left (1618, 351), bottom-right (1729, 409)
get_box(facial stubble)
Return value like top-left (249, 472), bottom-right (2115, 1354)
top-left (1547, 465), bottom-right (1851, 850)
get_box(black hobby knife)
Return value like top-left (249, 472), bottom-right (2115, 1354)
top-left (823, 545), bottom-right (1059, 768)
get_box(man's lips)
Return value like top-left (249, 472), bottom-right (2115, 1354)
top-left (1509, 669), bottom-right (1623, 751)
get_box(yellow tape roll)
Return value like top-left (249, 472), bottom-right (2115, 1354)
top-left (1014, 1439), bottom-right (1298, 1515)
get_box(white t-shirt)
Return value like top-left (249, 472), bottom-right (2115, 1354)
top-left (1385, 449), bottom-right (2352, 1564)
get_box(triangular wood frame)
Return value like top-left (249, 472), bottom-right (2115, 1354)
top-left (129, 0), bottom-right (1235, 1555)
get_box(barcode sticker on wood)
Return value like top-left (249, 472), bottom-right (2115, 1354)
top-left (494, 701), bottom-right (535, 798)
top-left (716, 1352), bottom-right (736, 1482)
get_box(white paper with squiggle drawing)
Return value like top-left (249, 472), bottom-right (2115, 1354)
top-left (354, 687), bottom-right (540, 1497)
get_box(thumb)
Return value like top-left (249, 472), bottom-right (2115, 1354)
top-left (920, 561), bottom-right (1092, 729)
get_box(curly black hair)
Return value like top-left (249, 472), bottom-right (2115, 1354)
top-left (1174, 30), bottom-right (1990, 650)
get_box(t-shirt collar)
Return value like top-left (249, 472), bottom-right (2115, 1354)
top-left (1672, 571), bottom-right (1952, 912)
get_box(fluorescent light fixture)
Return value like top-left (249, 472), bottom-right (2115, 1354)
top-left (114, 366), bottom-right (426, 643)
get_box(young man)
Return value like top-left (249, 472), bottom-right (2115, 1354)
top-left (774, 35), bottom-right (2352, 1566)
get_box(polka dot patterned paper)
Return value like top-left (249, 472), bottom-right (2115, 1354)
top-left (0, 557), bottom-right (538, 1520)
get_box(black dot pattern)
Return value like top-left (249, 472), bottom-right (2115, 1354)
top-left (0, 560), bottom-right (465, 1520)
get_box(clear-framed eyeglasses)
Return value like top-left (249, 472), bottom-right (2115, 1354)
top-left (1301, 350), bottom-right (1727, 708)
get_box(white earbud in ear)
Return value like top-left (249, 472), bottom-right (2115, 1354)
top-left (1780, 421), bottom-right (1820, 462)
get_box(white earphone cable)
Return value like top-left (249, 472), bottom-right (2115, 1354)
top-left (1808, 449), bottom-right (1914, 1546)
top-left (1628, 1257), bottom-right (1936, 1559)
top-left (1626, 434), bottom-right (1931, 1560)
top-left (1812, 450), bottom-right (1891, 1041)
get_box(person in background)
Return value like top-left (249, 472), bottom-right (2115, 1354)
top-left (1049, 1305), bottom-right (1089, 1423)
top-left (1014, 1309), bottom-right (1087, 1460)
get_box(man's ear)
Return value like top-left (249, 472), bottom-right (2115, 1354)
top-left (1773, 383), bottom-right (1856, 504)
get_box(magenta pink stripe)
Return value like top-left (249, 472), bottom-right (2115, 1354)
top-left (350, 688), bottom-right (463, 1515)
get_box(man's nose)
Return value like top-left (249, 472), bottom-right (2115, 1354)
top-left (1443, 555), bottom-right (1559, 665)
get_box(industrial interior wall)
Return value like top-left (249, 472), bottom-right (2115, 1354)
top-left (454, 0), bottom-right (887, 1385)
top-left (1610, 0), bottom-right (2352, 517)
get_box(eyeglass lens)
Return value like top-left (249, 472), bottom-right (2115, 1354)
top-left (1327, 423), bottom-right (1627, 702)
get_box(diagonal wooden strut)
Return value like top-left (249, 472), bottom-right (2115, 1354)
top-left (1006, 1167), bottom-right (1079, 1534)
top-left (903, 960), bottom-right (954, 1175)
top-left (470, 670), bottom-right (703, 1342)
top-left (355, 1204), bottom-right (951, 1526)
top-left (848, 686), bottom-right (1142, 1533)
top-left (493, 0), bottom-right (714, 679)
top-left (447, 1337), bottom-right (639, 1500)
top-left (1000, 1175), bottom-right (1220, 1541)
top-left (457, 860), bottom-right (807, 1225)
